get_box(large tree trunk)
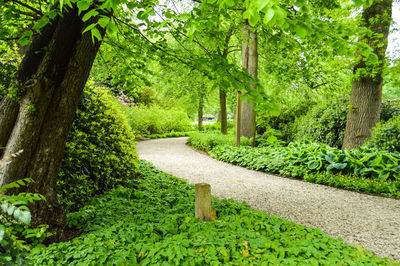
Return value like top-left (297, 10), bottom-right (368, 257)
top-left (240, 21), bottom-right (257, 145)
top-left (342, 0), bottom-right (392, 150)
top-left (0, 7), bottom-right (105, 239)
top-left (219, 88), bottom-right (227, 134)
top-left (0, 97), bottom-right (18, 157)
top-left (198, 96), bottom-right (204, 131)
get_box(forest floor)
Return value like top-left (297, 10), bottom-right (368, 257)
top-left (137, 137), bottom-right (400, 261)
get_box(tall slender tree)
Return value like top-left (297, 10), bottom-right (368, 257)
top-left (239, 21), bottom-right (257, 145)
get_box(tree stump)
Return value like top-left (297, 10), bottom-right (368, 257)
top-left (195, 183), bottom-right (211, 221)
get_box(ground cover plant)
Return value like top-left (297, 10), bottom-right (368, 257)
top-left (29, 161), bottom-right (397, 265)
top-left (188, 133), bottom-right (400, 199)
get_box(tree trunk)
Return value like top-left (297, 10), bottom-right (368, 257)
top-left (198, 96), bottom-right (203, 131)
top-left (0, 97), bottom-right (18, 157)
top-left (240, 21), bottom-right (257, 145)
top-left (342, 0), bottom-right (392, 149)
top-left (219, 88), bottom-right (227, 134)
top-left (218, 29), bottom-right (232, 135)
top-left (0, 7), bottom-right (105, 239)
top-left (235, 91), bottom-right (242, 147)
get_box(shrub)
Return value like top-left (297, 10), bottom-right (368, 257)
top-left (208, 143), bottom-right (400, 198)
top-left (257, 100), bottom-right (315, 143)
top-left (295, 97), bottom-right (347, 148)
top-left (200, 121), bottom-right (235, 132)
top-left (145, 131), bottom-right (193, 139)
top-left (295, 97), bottom-right (400, 148)
top-left (122, 105), bottom-right (192, 136)
top-left (58, 86), bottom-right (138, 211)
top-left (367, 115), bottom-right (400, 152)
top-left (187, 132), bottom-right (251, 151)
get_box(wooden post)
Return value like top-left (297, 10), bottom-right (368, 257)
top-left (195, 183), bottom-right (211, 221)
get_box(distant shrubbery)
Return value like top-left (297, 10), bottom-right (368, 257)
top-left (295, 97), bottom-right (348, 148)
top-left (58, 86), bottom-right (138, 211)
top-left (295, 97), bottom-right (400, 148)
top-left (200, 121), bottom-right (235, 132)
top-left (145, 131), bottom-right (192, 139)
top-left (367, 114), bottom-right (400, 153)
top-left (257, 101), bottom-right (315, 143)
top-left (187, 132), bottom-right (251, 151)
top-left (122, 105), bottom-right (192, 136)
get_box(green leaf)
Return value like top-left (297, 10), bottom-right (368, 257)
top-left (0, 225), bottom-right (4, 242)
top-left (295, 25), bottom-right (307, 38)
top-left (82, 23), bottom-right (96, 34)
top-left (353, 0), bottom-right (363, 7)
top-left (59, 0), bottom-right (64, 11)
top-left (257, 0), bottom-right (270, 11)
top-left (32, 16), bottom-right (50, 32)
top-left (98, 16), bottom-right (110, 28)
top-left (82, 9), bottom-right (99, 22)
top-left (77, 0), bottom-right (91, 15)
top-left (1, 203), bottom-right (8, 213)
top-left (91, 27), bottom-right (102, 42)
top-left (7, 205), bottom-right (15, 216)
top-left (19, 211), bottom-right (31, 224)
top-left (263, 9), bottom-right (274, 24)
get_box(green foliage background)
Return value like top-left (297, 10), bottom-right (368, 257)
top-left (367, 114), bottom-right (400, 153)
top-left (121, 105), bottom-right (192, 136)
top-left (295, 97), bottom-right (400, 148)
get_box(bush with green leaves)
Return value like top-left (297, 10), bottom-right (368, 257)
top-left (295, 97), bottom-right (400, 148)
top-left (367, 115), bottom-right (400, 153)
top-left (29, 161), bottom-right (395, 265)
top-left (199, 121), bottom-right (235, 132)
top-left (257, 100), bottom-right (315, 143)
top-left (121, 105), bottom-right (192, 136)
top-left (206, 141), bottom-right (400, 198)
top-left (187, 132), bottom-right (251, 151)
top-left (58, 86), bottom-right (138, 211)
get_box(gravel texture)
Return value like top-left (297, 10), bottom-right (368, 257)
top-left (137, 137), bottom-right (400, 261)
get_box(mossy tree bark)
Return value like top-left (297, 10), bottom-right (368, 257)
top-left (240, 21), bottom-right (257, 145)
top-left (342, 0), bottom-right (392, 150)
top-left (0, 7), bottom-right (105, 240)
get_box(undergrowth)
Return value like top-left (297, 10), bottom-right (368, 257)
top-left (188, 133), bottom-right (400, 199)
top-left (29, 161), bottom-right (397, 265)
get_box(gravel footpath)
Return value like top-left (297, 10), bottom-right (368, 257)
top-left (137, 137), bottom-right (400, 261)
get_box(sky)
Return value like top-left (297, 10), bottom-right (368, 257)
top-left (387, 2), bottom-right (400, 59)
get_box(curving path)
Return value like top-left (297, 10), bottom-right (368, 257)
top-left (137, 137), bottom-right (400, 261)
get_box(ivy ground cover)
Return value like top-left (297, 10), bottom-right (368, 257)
top-left (29, 161), bottom-right (397, 265)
